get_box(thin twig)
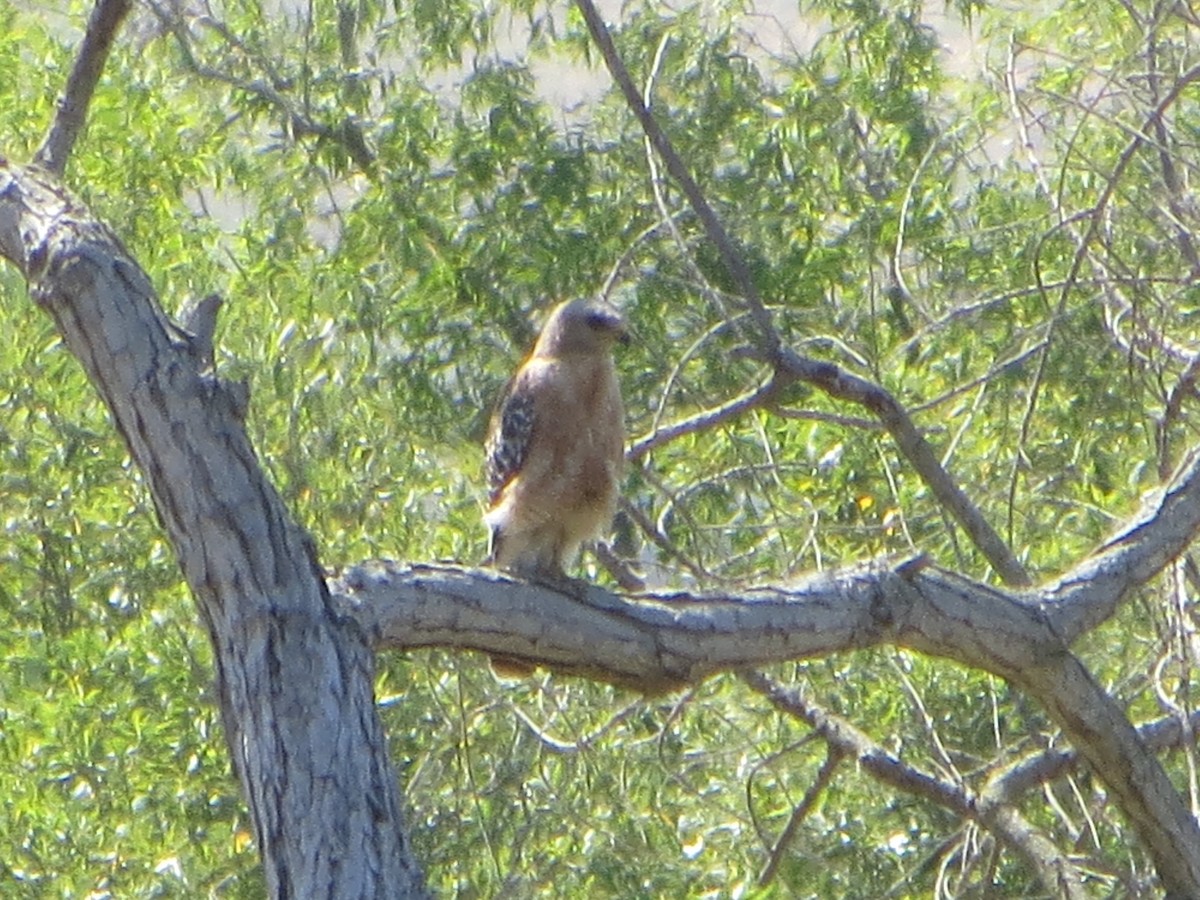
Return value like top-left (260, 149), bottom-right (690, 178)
top-left (510, 698), bottom-right (645, 753)
top-left (145, 0), bottom-right (376, 172)
top-left (758, 745), bottom-right (845, 886)
top-left (628, 375), bottom-right (782, 461)
top-left (1144, 12), bottom-right (1200, 275)
top-left (909, 338), bottom-right (1048, 418)
top-left (617, 496), bottom-right (712, 583)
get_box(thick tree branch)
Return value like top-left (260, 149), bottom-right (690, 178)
top-left (0, 161), bottom-right (426, 898)
top-left (331, 548), bottom-right (1200, 895)
top-left (331, 558), bottom-right (908, 694)
top-left (1012, 653), bottom-right (1200, 897)
top-left (34, 0), bottom-right (131, 176)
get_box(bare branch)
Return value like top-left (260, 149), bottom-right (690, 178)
top-left (1014, 652), bottom-right (1200, 895)
top-left (908, 338), bottom-right (1049, 418)
top-left (574, 0), bottom-right (1029, 587)
top-left (628, 374), bottom-right (783, 461)
top-left (615, 493), bottom-right (714, 583)
top-left (1158, 351), bottom-right (1200, 480)
top-left (1145, 19), bottom-right (1200, 276)
top-left (775, 349), bottom-right (1032, 586)
top-left (330, 557), bottom-right (909, 694)
top-left (35, 0), bottom-right (132, 176)
top-left (987, 707), bottom-right (1200, 805)
top-left (331, 545), bottom-right (1200, 893)
top-left (739, 671), bottom-right (1088, 900)
top-left (1045, 448), bottom-right (1200, 641)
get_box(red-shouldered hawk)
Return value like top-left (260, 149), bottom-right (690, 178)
top-left (484, 298), bottom-right (628, 578)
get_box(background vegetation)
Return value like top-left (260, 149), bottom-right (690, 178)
top-left (2, 0), bottom-right (1199, 895)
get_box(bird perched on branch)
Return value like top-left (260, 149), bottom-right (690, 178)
top-left (484, 297), bottom-right (628, 578)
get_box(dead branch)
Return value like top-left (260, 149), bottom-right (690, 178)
top-left (572, 0), bottom-right (777, 356)
top-left (986, 708), bottom-right (1200, 805)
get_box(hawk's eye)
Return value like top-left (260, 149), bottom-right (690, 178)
top-left (587, 310), bottom-right (616, 330)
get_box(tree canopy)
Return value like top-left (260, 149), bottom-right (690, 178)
top-left (4, 0), bottom-right (1200, 896)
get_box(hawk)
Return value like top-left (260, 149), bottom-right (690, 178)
top-left (484, 298), bottom-right (628, 579)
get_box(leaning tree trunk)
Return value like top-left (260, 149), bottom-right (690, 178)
top-left (0, 162), bottom-right (427, 898)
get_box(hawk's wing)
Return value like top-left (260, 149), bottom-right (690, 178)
top-left (485, 371), bottom-right (537, 504)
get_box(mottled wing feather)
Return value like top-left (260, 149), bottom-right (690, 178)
top-left (485, 374), bottom-right (536, 504)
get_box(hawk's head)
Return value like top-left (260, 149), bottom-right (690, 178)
top-left (535, 298), bottom-right (629, 357)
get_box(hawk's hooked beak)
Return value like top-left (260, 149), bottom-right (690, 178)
top-left (586, 304), bottom-right (632, 346)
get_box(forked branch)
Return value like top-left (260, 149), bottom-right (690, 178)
top-left (740, 670), bottom-right (1087, 899)
top-left (572, 0), bottom-right (1030, 587)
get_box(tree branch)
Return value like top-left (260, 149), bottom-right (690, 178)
top-left (330, 545), bottom-right (1200, 894)
top-left (331, 558), bottom-right (908, 694)
top-left (775, 349), bottom-right (1032, 586)
top-left (34, 0), bottom-right (132, 176)
top-left (574, 0), bottom-right (1030, 588)
top-left (571, 0), bottom-right (777, 358)
top-left (1044, 448), bottom-right (1200, 641)
top-left (627, 373), bottom-right (784, 461)
top-left (986, 707), bottom-right (1200, 805)
top-left (144, 0), bottom-right (376, 172)
top-left (757, 742), bottom-right (846, 888)
top-left (1011, 652), bottom-right (1200, 896)
top-left (739, 671), bottom-right (1088, 899)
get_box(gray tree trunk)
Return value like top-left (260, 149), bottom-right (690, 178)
top-left (0, 162), bottom-right (427, 899)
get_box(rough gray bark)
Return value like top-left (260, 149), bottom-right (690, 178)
top-left (0, 162), bottom-right (427, 899)
top-left (332, 499), bottom-right (1200, 897)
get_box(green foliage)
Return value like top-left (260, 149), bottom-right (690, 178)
top-left (2, 0), bottom-right (1198, 894)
